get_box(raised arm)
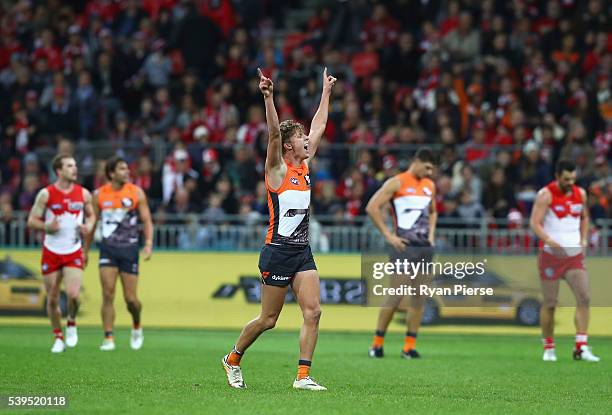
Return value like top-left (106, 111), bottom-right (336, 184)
top-left (365, 177), bottom-right (405, 252)
top-left (137, 187), bottom-right (154, 261)
top-left (307, 67), bottom-right (337, 162)
top-left (258, 68), bottom-right (283, 174)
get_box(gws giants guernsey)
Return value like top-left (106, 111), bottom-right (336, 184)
top-left (98, 183), bottom-right (140, 247)
top-left (390, 171), bottom-right (435, 242)
top-left (43, 184), bottom-right (85, 254)
top-left (266, 161), bottom-right (311, 246)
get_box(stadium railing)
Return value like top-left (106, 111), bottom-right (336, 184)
top-left (1, 212), bottom-right (610, 255)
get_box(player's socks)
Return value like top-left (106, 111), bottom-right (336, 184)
top-left (104, 330), bottom-right (113, 339)
top-left (371, 330), bottom-right (385, 348)
top-left (574, 333), bottom-right (587, 350)
top-left (65, 320), bottom-right (78, 347)
top-left (227, 346), bottom-right (243, 366)
top-left (133, 323), bottom-right (141, 330)
top-left (402, 331), bottom-right (417, 352)
top-left (53, 328), bottom-right (64, 340)
top-left (542, 337), bottom-right (555, 350)
top-left (297, 360), bottom-right (311, 381)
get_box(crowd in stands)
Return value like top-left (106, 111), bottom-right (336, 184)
top-left (0, 0), bottom-right (610, 235)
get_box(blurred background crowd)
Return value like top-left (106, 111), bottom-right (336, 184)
top-left (0, 0), bottom-right (610, 233)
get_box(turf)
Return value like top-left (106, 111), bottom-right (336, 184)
top-left (0, 326), bottom-right (610, 415)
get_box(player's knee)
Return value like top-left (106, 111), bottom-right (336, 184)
top-left (102, 290), bottom-right (115, 304)
top-left (67, 288), bottom-right (80, 301)
top-left (303, 307), bottom-right (322, 324)
top-left (125, 298), bottom-right (140, 311)
top-left (576, 292), bottom-right (590, 307)
top-left (259, 314), bottom-right (278, 330)
top-left (47, 295), bottom-right (59, 309)
top-left (542, 298), bottom-right (557, 309)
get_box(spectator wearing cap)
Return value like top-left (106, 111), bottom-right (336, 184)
top-left (517, 141), bottom-right (551, 191)
top-left (162, 146), bottom-right (198, 204)
top-left (199, 148), bottom-right (222, 197)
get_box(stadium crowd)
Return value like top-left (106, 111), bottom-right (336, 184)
top-left (0, 0), bottom-right (610, 234)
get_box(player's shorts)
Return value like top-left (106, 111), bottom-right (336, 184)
top-left (388, 238), bottom-right (435, 273)
top-left (99, 243), bottom-right (140, 275)
top-left (538, 250), bottom-right (585, 281)
top-left (258, 244), bottom-right (317, 287)
top-left (41, 247), bottom-right (84, 275)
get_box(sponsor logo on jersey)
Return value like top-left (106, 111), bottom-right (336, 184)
top-left (291, 177), bottom-right (299, 185)
top-left (570, 204), bottom-right (582, 214)
top-left (68, 202), bottom-right (84, 210)
top-left (103, 201), bottom-right (113, 207)
top-left (554, 205), bottom-right (565, 212)
top-left (99, 258), bottom-right (111, 264)
top-left (51, 204), bottom-right (63, 210)
top-left (407, 187), bottom-right (416, 193)
top-left (271, 275), bottom-right (291, 281)
top-left (304, 174), bottom-right (310, 187)
top-left (122, 198), bottom-right (134, 208)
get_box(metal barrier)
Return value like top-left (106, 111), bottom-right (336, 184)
top-left (0, 212), bottom-right (609, 255)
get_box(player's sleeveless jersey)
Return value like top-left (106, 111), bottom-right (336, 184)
top-left (43, 184), bottom-right (84, 254)
top-left (97, 183), bottom-right (140, 247)
top-left (390, 171), bottom-right (435, 242)
top-left (542, 181), bottom-right (583, 248)
top-left (265, 161), bottom-right (311, 246)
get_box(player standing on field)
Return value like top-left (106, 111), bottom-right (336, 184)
top-left (366, 149), bottom-right (437, 359)
top-left (530, 159), bottom-right (599, 362)
top-left (27, 154), bottom-right (96, 353)
top-left (222, 67), bottom-right (336, 390)
top-left (84, 156), bottom-right (154, 352)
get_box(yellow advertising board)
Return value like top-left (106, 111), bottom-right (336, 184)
top-left (0, 249), bottom-right (610, 336)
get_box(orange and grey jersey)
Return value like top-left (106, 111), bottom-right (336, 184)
top-left (97, 183), bottom-right (140, 247)
top-left (265, 161), bottom-right (311, 246)
top-left (390, 171), bottom-right (435, 242)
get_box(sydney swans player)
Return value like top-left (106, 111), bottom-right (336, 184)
top-left (84, 156), bottom-right (153, 352)
top-left (366, 149), bottom-right (437, 359)
top-left (530, 159), bottom-right (599, 362)
top-left (222, 68), bottom-right (336, 390)
top-left (27, 154), bottom-right (95, 353)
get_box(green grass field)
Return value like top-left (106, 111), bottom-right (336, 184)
top-left (1, 326), bottom-right (610, 414)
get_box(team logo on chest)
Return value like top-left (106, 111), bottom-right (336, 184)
top-left (304, 174), bottom-right (310, 187)
top-left (423, 187), bottom-right (432, 196)
top-left (291, 177), bottom-right (299, 185)
top-left (122, 198), bottom-right (134, 208)
top-left (68, 202), bottom-right (84, 210)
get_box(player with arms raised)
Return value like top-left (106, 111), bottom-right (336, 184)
top-left (222, 67), bottom-right (336, 390)
top-left (530, 159), bottom-right (599, 362)
top-left (84, 156), bottom-right (153, 351)
top-left (366, 149), bottom-right (437, 359)
top-left (27, 154), bottom-right (95, 353)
